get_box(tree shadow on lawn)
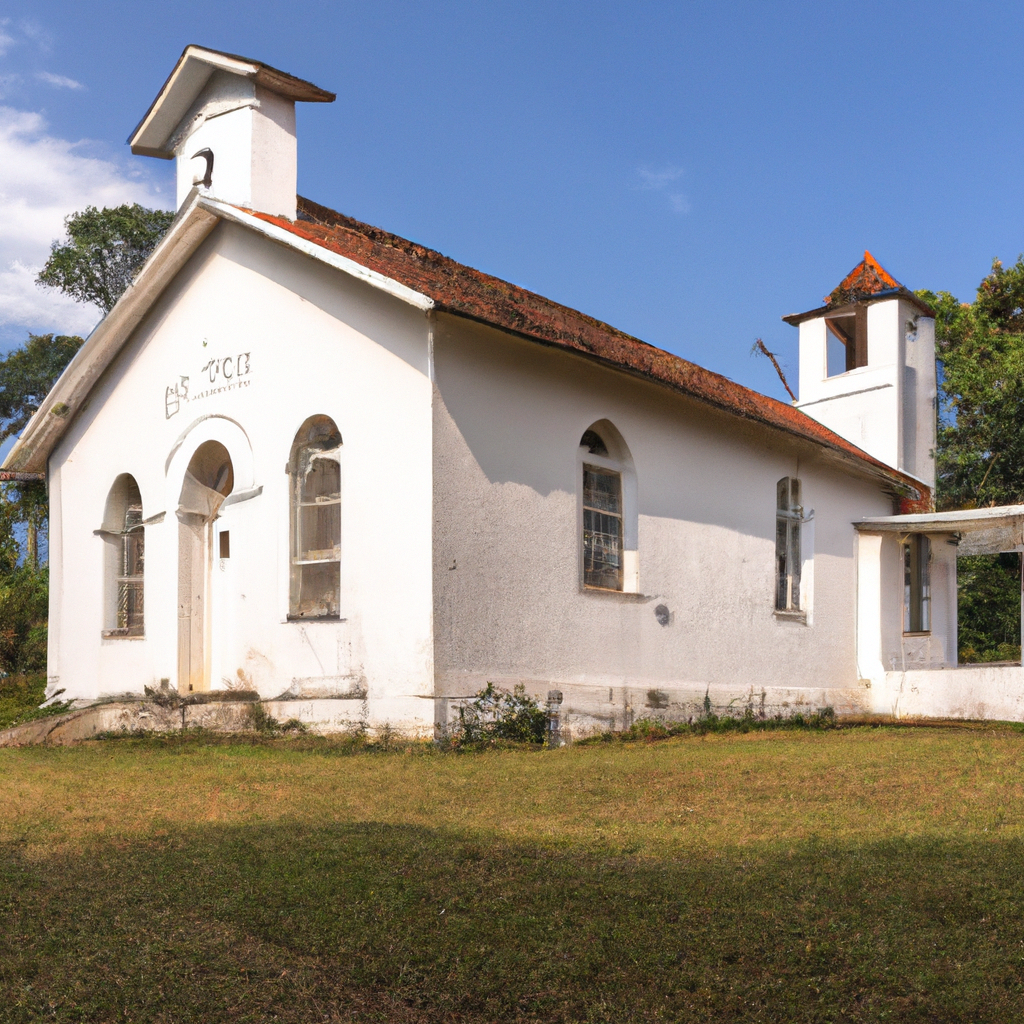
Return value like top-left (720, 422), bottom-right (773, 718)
top-left (2, 822), bottom-right (1023, 1023)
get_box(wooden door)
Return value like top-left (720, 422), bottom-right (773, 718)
top-left (177, 514), bottom-right (208, 694)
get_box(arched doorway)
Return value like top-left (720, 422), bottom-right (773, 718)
top-left (177, 441), bottom-right (234, 693)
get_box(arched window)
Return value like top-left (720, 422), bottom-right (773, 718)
top-left (102, 474), bottom-right (145, 638)
top-left (579, 421), bottom-right (638, 593)
top-left (775, 477), bottom-right (802, 612)
top-left (289, 415), bottom-right (342, 619)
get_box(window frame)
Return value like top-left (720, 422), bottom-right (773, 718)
top-left (287, 416), bottom-right (343, 621)
top-left (581, 457), bottom-right (625, 592)
top-left (775, 476), bottom-right (804, 617)
top-left (101, 475), bottom-right (145, 640)
top-left (576, 421), bottom-right (639, 595)
top-left (903, 533), bottom-right (931, 635)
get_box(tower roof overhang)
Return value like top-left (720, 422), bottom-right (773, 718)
top-left (782, 251), bottom-right (936, 325)
top-left (128, 45), bottom-right (335, 159)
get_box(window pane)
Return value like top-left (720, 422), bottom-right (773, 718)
top-left (297, 502), bottom-right (341, 562)
top-left (776, 516), bottom-right (789, 610)
top-left (777, 477), bottom-right (789, 512)
top-left (300, 453), bottom-right (340, 504)
top-left (583, 466), bottom-right (622, 514)
top-left (584, 508), bottom-right (623, 590)
top-left (118, 502), bottom-right (144, 634)
top-left (788, 519), bottom-right (801, 608)
top-left (904, 541), bottom-right (913, 632)
top-left (293, 561), bottom-right (340, 619)
top-left (118, 579), bottom-right (144, 633)
top-left (904, 535), bottom-right (931, 633)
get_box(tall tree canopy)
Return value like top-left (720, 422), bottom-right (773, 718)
top-left (920, 258), bottom-right (1024, 662)
top-left (920, 256), bottom-right (1024, 510)
top-left (0, 333), bottom-right (83, 446)
top-left (1, 203), bottom-right (170, 674)
top-left (0, 334), bottom-right (83, 572)
top-left (36, 203), bottom-right (175, 313)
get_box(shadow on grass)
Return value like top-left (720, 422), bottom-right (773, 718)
top-left (2, 822), bottom-right (1023, 1022)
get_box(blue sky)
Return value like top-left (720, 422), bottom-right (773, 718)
top-left (1, 1), bottom-right (1022, 404)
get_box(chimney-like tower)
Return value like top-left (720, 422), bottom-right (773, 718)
top-left (784, 252), bottom-right (937, 489)
top-left (128, 46), bottom-right (334, 220)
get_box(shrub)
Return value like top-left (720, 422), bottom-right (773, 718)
top-left (452, 683), bottom-right (547, 747)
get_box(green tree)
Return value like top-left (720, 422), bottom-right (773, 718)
top-left (920, 256), bottom-right (1024, 510)
top-left (0, 333), bottom-right (84, 447)
top-left (36, 203), bottom-right (175, 313)
top-left (0, 333), bottom-right (84, 569)
top-left (919, 257), bottom-right (1024, 662)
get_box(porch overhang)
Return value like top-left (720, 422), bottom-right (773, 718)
top-left (854, 504), bottom-right (1024, 556)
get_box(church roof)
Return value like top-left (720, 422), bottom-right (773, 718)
top-left (250, 197), bottom-right (926, 501)
top-left (0, 191), bottom-right (929, 504)
top-left (782, 251), bottom-right (935, 326)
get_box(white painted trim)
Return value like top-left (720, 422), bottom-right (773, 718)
top-left (2, 191), bottom-right (219, 474)
top-left (198, 198), bottom-right (435, 312)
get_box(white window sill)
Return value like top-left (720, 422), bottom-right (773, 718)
top-left (581, 586), bottom-right (649, 601)
top-left (773, 609), bottom-right (807, 625)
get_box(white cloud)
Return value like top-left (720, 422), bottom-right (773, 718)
top-left (18, 19), bottom-right (52, 54)
top-left (36, 71), bottom-right (84, 90)
top-left (0, 18), bottom-right (13, 56)
top-left (0, 106), bottom-right (170, 340)
top-left (637, 164), bottom-right (691, 215)
top-left (638, 166), bottom-right (685, 188)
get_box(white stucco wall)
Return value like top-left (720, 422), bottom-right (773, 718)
top-left (174, 76), bottom-right (299, 219)
top-left (47, 221), bottom-right (435, 733)
top-left (795, 299), bottom-right (936, 489)
top-left (857, 529), bottom-right (958, 715)
top-left (883, 664), bottom-right (1024, 721)
top-left (431, 314), bottom-right (895, 735)
top-left (797, 301), bottom-right (902, 470)
top-left (901, 303), bottom-right (937, 488)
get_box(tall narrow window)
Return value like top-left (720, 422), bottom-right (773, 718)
top-left (775, 477), bottom-right (802, 612)
top-left (118, 503), bottom-right (145, 634)
top-left (289, 415), bottom-right (342, 619)
top-left (904, 534), bottom-right (931, 633)
top-left (579, 422), bottom-right (637, 593)
top-left (583, 464), bottom-right (624, 590)
top-left (102, 475), bottom-right (144, 638)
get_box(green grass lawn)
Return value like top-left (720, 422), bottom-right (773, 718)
top-left (2, 727), bottom-right (1024, 1022)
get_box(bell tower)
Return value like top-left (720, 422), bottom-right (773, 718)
top-left (784, 252), bottom-right (937, 489)
top-left (128, 45), bottom-right (334, 220)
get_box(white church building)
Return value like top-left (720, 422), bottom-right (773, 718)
top-left (6, 45), bottom-right (1024, 736)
